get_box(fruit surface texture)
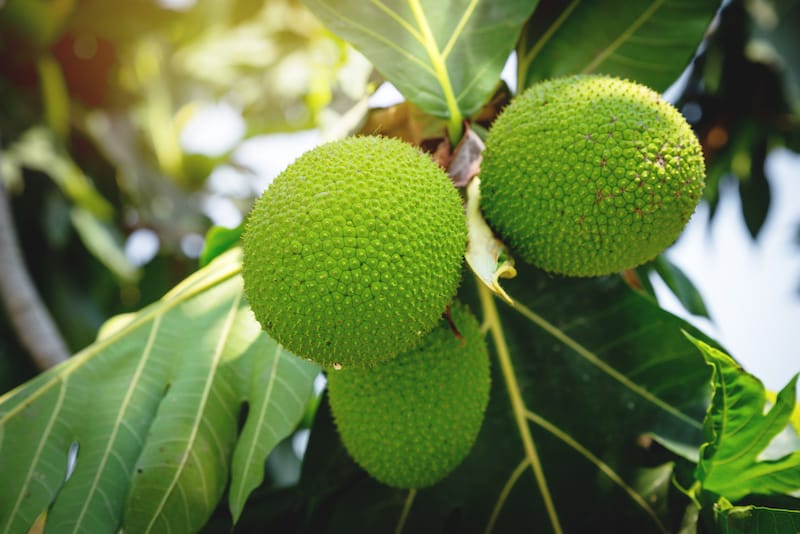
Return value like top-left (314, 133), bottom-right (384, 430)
top-left (243, 136), bottom-right (465, 368)
top-left (480, 75), bottom-right (706, 277)
top-left (326, 301), bottom-right (490, 488)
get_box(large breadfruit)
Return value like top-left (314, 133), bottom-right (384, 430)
top-left (326, 301), bottom-right (490, 489)
top-left (243, 136), bottom-right (466, 368)
top-left (480, 75), bottom-right (706, 277)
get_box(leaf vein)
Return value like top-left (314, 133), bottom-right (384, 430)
top-left (0, 251), bottom-right (242, 422)
top-left (73, 314), bottom-right (164, 530)
top-left (525, 410), bottom-right (668, 533)
top-left (230, 342), bottom-right (284, 505)
top-left (581, 0), bottom-right (668, 74)
top-left (369, 0), bottom-right (424, 44)
top-left (478, 282), bottom-right (563, 533)
top-left (143, 289), bottom-right (243, 531)
top-left (485, 458), bottom-right (530, 534)
top-left (441, 0), bottom-right (480, 60)
top-left (512, 299), bottom-right (702, 430)
top-left (2, 378), bottom-right (68, 534)
top-left (313, 1), bottom-right (435, 76)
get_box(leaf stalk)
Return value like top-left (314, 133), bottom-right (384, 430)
top-left (407, 0), bottom-right (464, 144)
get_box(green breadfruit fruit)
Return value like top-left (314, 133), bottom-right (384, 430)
top-left (480, 75), bottom-right (706, 277)
top-left (242, 136), bottom-right (466, 368)
top-left (326, 301), bottom-right (490, 489)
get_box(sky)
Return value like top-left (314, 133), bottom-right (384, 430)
top-left (655, 148), bottom-right (800, 391)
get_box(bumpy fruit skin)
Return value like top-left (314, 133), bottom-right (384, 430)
top-left (326, 301), bottom-right (490, 489)
top-left (242, 136), bottom-right (465, 368)
top-left (480, 75), bottom-right (706, 277)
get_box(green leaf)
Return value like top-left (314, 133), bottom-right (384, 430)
top-left (0, 249), bottom-right (319, 533)
top-left (200, 224), bottom-right (244, 268)
top-left (652, 255), bottom-right (711, 319)
top-left (302, 0), bottom-right (538, 138)
top-left (737, 131), bottom-right (771, 240)
top-left (294, 264), bottom-right (716, 532)
top-left (688, 334), bottom-right (800, 502)
top-left (227, 337), bottom-right (319, 522)
top-left (716, 502), bottom-right (800, 534)
top-left (518, 0), bottom-right (720, 93)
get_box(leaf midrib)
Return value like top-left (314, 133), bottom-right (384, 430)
top-left (479, 281), bottom-right (672, 533)
top-left (477, 282), bottom-right (563, 534)
top-left (229, 343), bottom-right (285, 513)
top-left (518, 0), bottom-right (581, 87)
top-left (406, 0), bottom-right (462, 137)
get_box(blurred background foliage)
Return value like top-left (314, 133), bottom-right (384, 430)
top-left (678, 0), bottom-right (799, 238)
top-left (0, 0), bottom-right (797, 393)
top-left (0, 0), bottom-right (372, 391)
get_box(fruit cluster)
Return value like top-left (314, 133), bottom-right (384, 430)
top-left (243, 135), bottom-right (488, 488)
top-left (242, 75), bottom-right (705, 489)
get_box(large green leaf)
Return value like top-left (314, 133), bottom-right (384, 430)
top-left (517, 0), bottom-right (720, 93)
top-left (283, 264), bottom-right (716, 532)
top-left (688, 336), bottom-right (800, 502)
top-left (302, 0), bottom-right (538, 135)
top-left (0, 249), bottom-right (319, 533)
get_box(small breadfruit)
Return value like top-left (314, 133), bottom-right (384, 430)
top-left (326, 301), bottom-right (490, 489)
top-left (242, 136), bottom-right (466, 368)
top-left (480, 75), bottom-right (706, 277)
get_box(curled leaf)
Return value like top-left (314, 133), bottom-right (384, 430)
top-left (464, 177), bottom-right (516, 304)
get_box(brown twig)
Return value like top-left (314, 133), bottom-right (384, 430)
top-left (0, 141), bottom-right (70, 369)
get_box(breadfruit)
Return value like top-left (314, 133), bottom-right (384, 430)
top-left (326, 301), bottom-right (490, 489)
top-left (480, 75), bottom-right (706, 277)
top-left (242, 136), bottom-right (466, 368)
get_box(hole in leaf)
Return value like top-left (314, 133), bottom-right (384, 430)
top-left (65, 441), bottom-right (79, 482)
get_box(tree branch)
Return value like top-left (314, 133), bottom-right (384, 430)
top-left (0, 142), bottom-right (70, 369)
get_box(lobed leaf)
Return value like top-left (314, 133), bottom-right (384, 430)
top-left (517, 0), bottom-right (720, 93)
top-left (0, 249), bottom-right (319, 533)
top-left (688, 335), bottom-right (800, 502)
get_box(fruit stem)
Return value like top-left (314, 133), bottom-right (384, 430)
top-left (476, 280), bottom-right (563, 534)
